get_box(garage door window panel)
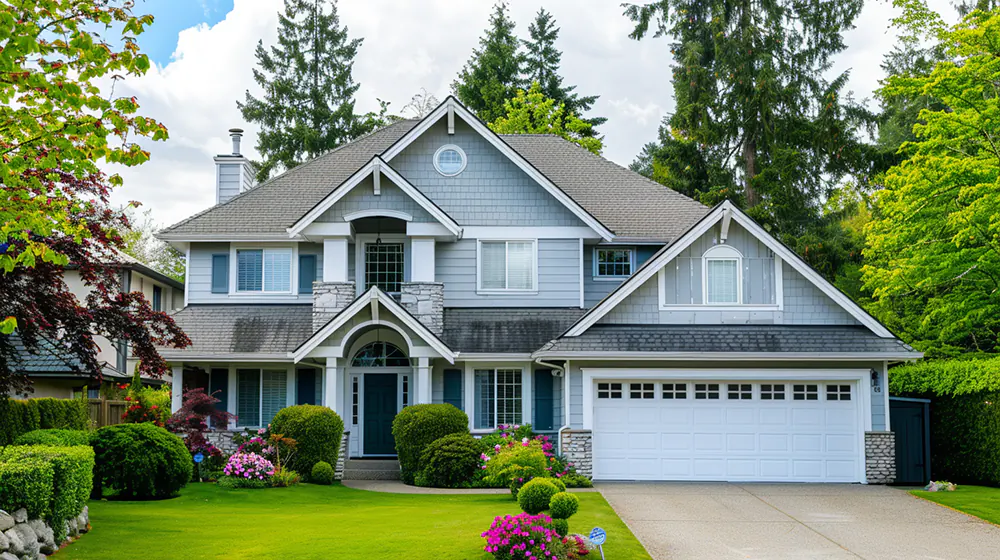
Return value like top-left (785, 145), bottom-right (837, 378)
top-left (630, 383), bottom-right (654, 399)
top-left (727, 384), bottom-right (752, 400)
top-left (662, 383), bottom-right (687, 399)
top-left (760, 384), bottom-right (785, 400)
top-left (597, 382), bottom-right (622, 399)
top-left (793, 384), bottom-right (819, 401)
top-left (826, 384), bottom-right (852, 401)
top-left (695, 383), bottom-right (720, 400)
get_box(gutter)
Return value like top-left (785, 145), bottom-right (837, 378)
top-left (535, 357), bottom-right (571, 455)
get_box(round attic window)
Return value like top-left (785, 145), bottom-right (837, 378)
top-left (433, 144), bottom-right (467, 176)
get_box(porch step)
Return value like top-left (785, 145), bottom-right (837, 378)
top-left (342, 459), bottom-right (401, 481)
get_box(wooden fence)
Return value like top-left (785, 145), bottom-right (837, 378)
top-left (87, 399), bottom-right (128, 428)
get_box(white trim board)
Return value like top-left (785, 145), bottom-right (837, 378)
top-left (564, 201), bottom-right (896, 339)
top-left (532, 351), bottom-right (919, 361)
top-left (379, 97), bottom-right (614, 242)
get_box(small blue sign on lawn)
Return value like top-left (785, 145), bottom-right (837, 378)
top-left (193, 452), bottom-right (205, 464)
top-left (589, 527), bottom-right (607, 546)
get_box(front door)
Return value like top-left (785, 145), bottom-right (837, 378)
top-left (363, 374), bottom-right (398, 455)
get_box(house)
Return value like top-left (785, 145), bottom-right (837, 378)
top-left (10, 252), bottom-right (184, 399)
top-left (157, 97), bottom-right (919, 484)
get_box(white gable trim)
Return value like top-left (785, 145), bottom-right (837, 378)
top-left (564, 201), bottom-right (895, 338)
top-left (342, 209), bottom-right (413, 222)
top-left (287, 157), bottom-right (462, 238)
top-left (290, 286), bottom-right (456, 363)
top-left (380, 97), bottom-right (614, 242)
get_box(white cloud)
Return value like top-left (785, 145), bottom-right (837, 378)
top-left (105, 0), bottom-right (956, 228)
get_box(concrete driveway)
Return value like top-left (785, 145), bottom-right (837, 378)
top-left (598, 482), bottom-right (1000, 559)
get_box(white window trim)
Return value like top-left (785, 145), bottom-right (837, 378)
top-left (229, 244), bottom-right (298, 296)
top-left (593, 246), bottom-right (634, 280)
top-left (476, 239), bottom-right (538, 295)
top-left (470, 365), bottom-right (529, 433)
top-left (433, 144), bottom-right (467, 177)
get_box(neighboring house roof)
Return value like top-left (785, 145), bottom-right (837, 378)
top-left (164, 305), bottom-right (313, 358)
top-left (8, 335), bottom-right (127, 379)
top-left (535, 325), bottom-right (917, 359)
top-left (442, 308), bottom-right (585, 354)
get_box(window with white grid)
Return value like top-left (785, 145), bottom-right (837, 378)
top-left (597, 382), bottom-right (623, 399)
top-left (237, 249), bottom-right (292, 292)
top-left (703, 245), bottom-right (742, 304)
top-left (793, 384), bottom-right (819, 401)
top-left (595, 248), bottom-right (634, 278)
top-left (479, 241), bottom-right (536, 291)
top-left (662, 383), bottom-right (687, 399)
top-left (630, 383), bottom-right (655, 399)
top-left (727, 383), bottom-right (752, 400)
top-left (694, 383), bottom-right (720, 400)
top-left (760, 384), bottom-right (786, 400)
top-left (364, 242), bottom-right (404, 294)
top-left (473, 369), bottom-right (522, 429)
top-left (826, 384), bottom-right (851, 401)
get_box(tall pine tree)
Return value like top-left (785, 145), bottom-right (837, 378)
top-left (239, 0), bottom-right (374, 181)
top-left (452, 2), bottom-right (525, 124)
top-left (523, 8), bottom-right (605, 132)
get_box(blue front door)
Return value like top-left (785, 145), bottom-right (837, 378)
top-left (363, 374), bottom-right (398, 455)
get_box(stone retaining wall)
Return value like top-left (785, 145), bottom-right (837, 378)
top-left (865, 431), bottom-right (896, 484)
top-left (206, 430), bottom-right (238, 455)
top-left (559, 429), bottom-right (593, 479)
top-left (0, 506), bottom-right (89, 560)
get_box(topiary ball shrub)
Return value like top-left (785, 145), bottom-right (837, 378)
top-left (15, 428), bottom-right (90, 447)
top-left (311, 461), bottom-right (335, 485)
top-left (90, 423), bottom-right (192, 499)
top-left (552, 517), bottom-right (569, 538)
top-left (270, 405), bottom-right (344, 480)
top-left (549, 491), bottom-right (579, 519)
top-left (517, 477), bottom-right (559, 514)
top-left (391, 404), bottom-right (469, 485)
top-left (550, 478), bottom-right (566, 492)
top-left (415, 433), bottom-right (486, 488)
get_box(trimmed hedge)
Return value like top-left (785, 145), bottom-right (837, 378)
top-left (0, 457), bottom-right (54, 519)
top-left (391, 404), bottom-right (469, 485)
top-left (0, 398), bottom-right (89, 445)
top-left (416, 432), bottom-right (486, 488)
top-left (517, 478), bottom-right (559, 514)
top-left (91, 423), bottom-right (192, 499)
top-left (270, 405), bottom-right (344, 481)
top-left (15, 428), bottom-right (91, 447)
top-left (1, 445), bottom-right (95, 541)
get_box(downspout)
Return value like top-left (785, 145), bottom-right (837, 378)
top-left (535, 357), bottom-right (570, 454)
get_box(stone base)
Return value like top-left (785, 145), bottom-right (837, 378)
top-left (559, 429), bottom-right (593, 479)
top-left (313, 281), bottom-right (357, 330)
top-left (399, 282), bottom-right (444, 335)
top-left (335, 431), bottom-right (349, 481)
top-left (865, 431), bottom-right (896, 484)
top-left (206, 430), bottom-right (239, 455)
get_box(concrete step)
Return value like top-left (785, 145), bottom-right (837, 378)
top-left (342, 459), bottom-right (401, 480)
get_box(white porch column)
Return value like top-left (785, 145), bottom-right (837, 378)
top-left (411, 238), bottom-right (436, 282)
top-left (324, 358), bottom-right (342, 416)
top-left (227, 365), bottom-right (238, 429)
top-left (323, 237), bottom-right (349, 282)
top-left (416, 357), bottom-right (432, 404)
top-left (170, 365), bottom-right (183, 413)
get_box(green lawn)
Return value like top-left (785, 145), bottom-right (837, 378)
top-left (61, 483), bottom-right (649, 559)
top-left (911, 485), bottom-right (1000, 525)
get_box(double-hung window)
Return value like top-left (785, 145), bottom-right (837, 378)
top-left (236, 368), bottom-right (287, 427)
top-left (236, 248), bottom-right (292, 293)
top-left (594, 247), bottom-right (633, 278)
top-left (478, 241), bottom-right (536, 292)
top-left (474, 368), bottom-right (522, 429)
top-left (703, 245), bottom-right (742, 304)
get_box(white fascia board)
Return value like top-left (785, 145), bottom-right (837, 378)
top-left (406, 222), bottom-right (455, 237)
top-left (381, 98), bottom-right (614, 242)
top-left (532, 351), bottom-right (923, 361)
top-left (580, 367), bottom-right (871, 380)
top-left (463, 226), bottom-right (603, 240)
top-left (342, 209), bottom-right (412, 222)
top-left (157, 234), bottom-right (300, 242)
top-left (456, 353), bottom-right (534, 361)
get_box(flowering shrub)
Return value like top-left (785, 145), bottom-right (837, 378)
top-left (482, 513), bottom-right (566, 560)
top-left (564, 534), bottom-right (592, 558)
top-left (223, 452), bottom-right (274, 480)
top-left (166, 388), bottom-right (235, 471)
top-left (233, 427), bottom-right (275, 458)
top-left (121, 386), bottom-right (171, 426)
top-left (478, 425), bottom-right (591, 490)
top-left (480, 440), bottom-right (549, 488)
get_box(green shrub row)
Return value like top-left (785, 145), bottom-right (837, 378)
top-left (0, 398), bottom-right (90, 445)
top-left (391, 404), bottom-right (469, 485)
top-left (15, 428), bottom-right (91, 447)
top-left (890, 356), bottom-right (1000, 396)
top-left (0, 458), bottom-right (54, 519)
top-left (0, 445), bottom-right (95, 541)
top-left (91, 423), bottom-right (192, 499)
top-left (914, 391), bottom-right (1000, 486)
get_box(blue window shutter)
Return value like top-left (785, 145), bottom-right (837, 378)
top-left (533, 369), bottom-right (554, 431)
top-left (299, 254), bottom-right (317, 294)
top-left (296, 368), bottom-right (317, 405)
top-left (211, 254), bottom-right (229, 293)
top-left (209, 368), bottom-right (229, 416)
top-left (443, 369), bottom-right (463, 410)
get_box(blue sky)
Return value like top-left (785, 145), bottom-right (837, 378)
top-left (137, 0), bottom-right (232, 65)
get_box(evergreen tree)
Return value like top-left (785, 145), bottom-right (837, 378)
top-left (452, 2), bottom-right (525, 124)
top-left (239, 0), bottom-right (375, 181)
top-left (523, 8), bottom-right (605, 132)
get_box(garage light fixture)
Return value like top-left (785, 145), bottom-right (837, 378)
top-left (871, 369), bottom-right (881, 393)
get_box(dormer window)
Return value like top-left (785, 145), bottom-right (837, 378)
top-left (433, 144), bottom-right (467, 176)
top-left (703, 245), bottom-right (742, 304)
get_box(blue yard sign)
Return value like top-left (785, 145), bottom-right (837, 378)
top-left (590, 526), bottom-right (607, 559)
top-left (193, 452), bottom-right (205, 463)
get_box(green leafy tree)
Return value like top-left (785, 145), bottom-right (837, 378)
top-left (120, 210), bottom-right (185, 282)
top-left (239, 0), bottom-right (385, 181)
top-left (489, 82), bottom-right (603, 155)
top-left (863, 5), bottom-right (1000, 356)
top-left (452, 2), bottom-right (525, 124)
top-left (523, 8), bottom-right (604, 133)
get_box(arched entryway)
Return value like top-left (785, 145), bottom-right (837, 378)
top-left (346, 329), bottom-right (412, 457)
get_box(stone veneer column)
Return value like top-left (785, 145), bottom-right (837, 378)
top-left (334, 431), bottom-right (349, 480)
top-left (865, 431), bottom-right (896, 484)
top-left (399, 282), bottom-right (444, 335)
top-left (312, 281), bottom-right (356, 330)
top-left (559, 429), bottom-right (593, 479)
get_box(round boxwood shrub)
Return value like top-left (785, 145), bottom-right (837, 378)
top-left (311, 461), bottom-right (335, 485)
top-left (391, 404), bottom-right (469, 485)
top-left (15, 429), bottom-right (90, 447)
top-left (549, 491), bottom-right (579, 519)
top-left (415, 433), bottom-right (486, 488)
top-left (552, 518), bottom-right (569, 538)
top-left (270, 405), bottom-right (344, 480)
top-left (517, 478), bottom-right (559, 514)
top-left (90, 423), bottom-right (192, 499)
top-left (550, 478), bottom-right (566, 492)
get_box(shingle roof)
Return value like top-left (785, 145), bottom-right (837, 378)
top-left (9, 335), bottom-right (126, 378)
top-left (442, 308), bottom-right (585, 354)
top-left (159, 122), bottom-right (707, 241)
top-left (164, 305), bottom-right (314, 354)
top-left (536, 325), bottom-right (917, 355)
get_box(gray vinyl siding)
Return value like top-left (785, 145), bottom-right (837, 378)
top-left (782, 261), bottom-right (857, 324)
top-left (584, 245), bottom-right (662, 307)
top-left (392, 120), bottom-right (586, 226)
top-left (316, 176), bottom-right (437, 223)
top-left (216, 163), bottom-right (242, 204)
top-left (187, 242), bottom-right (323, 304)
top-left (569, 366), bottom-right (583, 428)
top-left (436, 238), bottom-right (581, 307)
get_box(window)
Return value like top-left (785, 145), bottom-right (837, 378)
top-left (662, 383), bottom-right (687, 399)
top-left (433, 144), bottom-right (467, 176)
top-left (351, 342), bottom-right (409, 367)
top-left (351, 376), bottom-right (359, 425)
top-left (826, 384), bottom-right (852, 401)
top-left (594, 247), bottom-right (633, 278)
top-left (152, 285), bottom-right (163, 311)
top-left (695, 383), bottom-right (720, 400)
top-left (760, 384), bottom-right (785, 400)
top-left (703, 245), bottom-right (742, 304)
top-left (793, 384), bottom-right (819, 401)
top-left (364, 242), bottom-right (404, 294)
top-left (597, 382), bottom-right (623, 399)
top-left (402, 375), bottom-right (410, 408)
top-left (630, 383), bottom-right (654, 399)
top-left (479, 241), bottom-right (536, 292)
top-left (474, 369), bottom-right (522, 429)
top-left (236, 368), bottom-right (288, 427)
top-left (727, 383), bottom-right (752, 400)
top-left (237, 248), bottom-right (292, 292)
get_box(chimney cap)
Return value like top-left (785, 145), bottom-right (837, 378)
top-left (229, 128), bottom-right (244, 135)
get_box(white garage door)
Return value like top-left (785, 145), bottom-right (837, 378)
top-left (593, 380), bottom-right (863, 482)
